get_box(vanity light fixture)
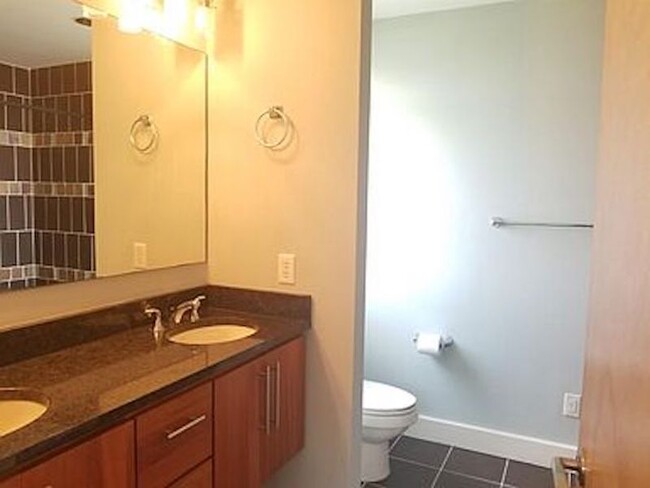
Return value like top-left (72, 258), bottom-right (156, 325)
top-left (81, 5), bottom-right (108, 19)
top-left (118, 0), bottom-right (162, 34)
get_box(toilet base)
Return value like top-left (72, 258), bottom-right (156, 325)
top-left (361, 440), bottom-right (390, 482)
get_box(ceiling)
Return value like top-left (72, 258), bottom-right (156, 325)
top-left (374, 0), bottom-right (517, 19)
top-left (0, 0), bottom-right (91, 69)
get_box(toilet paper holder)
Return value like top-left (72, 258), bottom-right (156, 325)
top-left (412, 333), bottom-right (454, 351)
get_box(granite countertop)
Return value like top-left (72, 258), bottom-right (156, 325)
top-left (0, 289), bottom-right (310, 480)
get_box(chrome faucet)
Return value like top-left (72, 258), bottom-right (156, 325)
top-left (144, 305), bottom-right (164, 336)
top-left (172, 295), bottom-right (206, 325)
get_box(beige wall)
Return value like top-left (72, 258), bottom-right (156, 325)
top-left (208, 0), bottom-right (370, 486)
top-left (93, 16), bottom-right (206, 276)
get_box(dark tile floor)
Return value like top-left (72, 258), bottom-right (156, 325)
top-left (363, 436), bottom-right (553, 488)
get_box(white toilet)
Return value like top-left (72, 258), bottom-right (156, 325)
top-left (362, 380), bottom-right (418, 482)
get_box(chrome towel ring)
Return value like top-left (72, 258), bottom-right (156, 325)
top-left (255, 106), bottom-right (291, 149)
top-left (130, 115), bottom-right (158, 154)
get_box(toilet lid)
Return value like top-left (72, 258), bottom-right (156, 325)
top-left (363, 380), bottom-right (416, 414)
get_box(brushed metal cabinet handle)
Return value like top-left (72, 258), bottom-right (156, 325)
top-left (165, 414), bottom-right (207, 440)
top-left (265, 365), bottom-right (272, 435)
top-left (275, 361), bottom-right (281, 430)
top-left (258, 369), bottom-right (268, 431)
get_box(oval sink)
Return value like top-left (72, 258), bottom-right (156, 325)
top-left (0, 388), bottom-right (49, 437)
top-left (168, 325), bottom-right (258, 346)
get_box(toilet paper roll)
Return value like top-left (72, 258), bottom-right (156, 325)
top-left (415, 333), bottom-right (442, 355)
top-left (414, 333), bottom-right (453, 355)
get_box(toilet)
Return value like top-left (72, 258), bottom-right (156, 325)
top-left (362, 380), bottom-right (418, 482)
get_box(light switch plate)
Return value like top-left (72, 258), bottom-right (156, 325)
top-left (563, 393), bottom-right (581, 418)
top-left (277, 253), bottom-right (296, 285)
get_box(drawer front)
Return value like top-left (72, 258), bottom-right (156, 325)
top-left (137, 383), bottom-right (213, 488)
top-left (169, 459), bottom-right (212, 488)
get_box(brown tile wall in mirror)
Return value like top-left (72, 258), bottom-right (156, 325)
top-left (0, 61), bottom-right (94, 291)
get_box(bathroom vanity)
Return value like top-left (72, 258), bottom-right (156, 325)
top-left (0, 286), bottom-right (310, 487)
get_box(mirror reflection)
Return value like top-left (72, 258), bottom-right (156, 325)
top-left (0, 0), bottom-right (207, 292)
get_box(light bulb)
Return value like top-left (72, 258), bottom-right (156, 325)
top-left (119, 0), bottom-right (146, 34)
top-left (195, 5), bottom-right (209, 32)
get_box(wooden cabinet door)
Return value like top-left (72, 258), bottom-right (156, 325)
top-left (272, 337), bottom-right (306, 474)
top-left (578, 1), bottom-right (650, 487)
top-left (22, 422), bottom-right (135, 488)
top-left (260, 337), bottom-right (306, 482)
top-left (0, 476), bottom-right (21, 488)
top-left (215, 337), bottom-right (305, 487)
top-left (214, 356), bottom-right (263, 488)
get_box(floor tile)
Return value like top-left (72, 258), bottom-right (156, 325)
top-left (434, 471), bottom-right (500, 488)
top-left (391, 436), bottom-right (451, 468)
top-left (377, 458), bottom-right (438, 488)
top-left (444, 448), bottom-right (506, 483)
top-left (504, 461), bottom-right (553, 488)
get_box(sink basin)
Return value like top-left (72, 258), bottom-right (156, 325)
top-left (0, 388), bottom-right (49, 437)
top-left (168, 325), bottom-right (258, 346)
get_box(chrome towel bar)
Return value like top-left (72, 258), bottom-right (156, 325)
top-left (490, 217), bottom-right (594, 229)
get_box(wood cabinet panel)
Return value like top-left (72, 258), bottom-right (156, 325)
top-left (260, 337), bottom-right (306, 481)
top-left (214, 338), bottom-right (305, 487)
top-left (273, 337), bottom-right (306, 471)
top-left (22, 422), bottom-right (135, 488)
top-left (0, 476), bottom-right (21, 488)
top-left (137, 383), bottom-right (213, 488)
top-left (214, 356), bottom-right (263, 488)
top-left (169, 459), bottom-right (212, 488)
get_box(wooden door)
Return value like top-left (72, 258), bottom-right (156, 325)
top-left (579, 1), bottom-right (650, 487)
top-left (214, 357), bottom-right (263, 488)
top-left (22, 422), bottom-right (135, 488)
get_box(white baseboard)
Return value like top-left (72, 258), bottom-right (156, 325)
top-left (405, 415), bottom-right (577, 468)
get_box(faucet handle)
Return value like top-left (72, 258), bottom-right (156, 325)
top-left (190, 295), bottom-right (206, 323)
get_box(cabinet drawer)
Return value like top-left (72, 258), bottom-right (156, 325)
top-left (169, 459), bottom-right (212, 488)
top-left (137, 383), bottom-right (213, 488)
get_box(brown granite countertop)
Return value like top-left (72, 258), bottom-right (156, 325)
top-left (0, 287), bottom-right (310, 479)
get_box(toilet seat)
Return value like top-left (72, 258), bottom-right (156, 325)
top-left (363, 380), bottom-right (417, 416)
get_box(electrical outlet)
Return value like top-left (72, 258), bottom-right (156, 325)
top-left (563, 393), bottom-right (582, 419)
top-left (133, 242), bottom-right (148, 270)
top-left (277, 254), bottom-right (296, 285)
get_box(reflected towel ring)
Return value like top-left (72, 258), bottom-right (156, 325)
top-left (130, 115), bottom-right (158, 154)
top-left (255, 106), bottom-right (291, 149)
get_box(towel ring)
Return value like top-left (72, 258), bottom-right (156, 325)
top-left (255, 106), bottom-right (290, 149)
top-left (130, 115), bottom-right (158, 154)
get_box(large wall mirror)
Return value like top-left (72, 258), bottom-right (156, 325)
top-left (0, 0), bottom-right (207, 292)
